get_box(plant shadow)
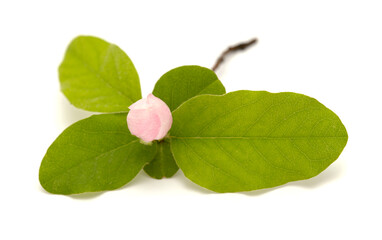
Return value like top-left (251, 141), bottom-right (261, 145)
top-left (38, 184), bottom-right (105, 200)
top-left (118, 171), bottom-right (153, 190)
top-left (173, 172), bottom-right (213, 194)
top-left (57, 93), bottom-right (93, 128)
top-left (118, 170), bottom-right (213, 194)
top-left (68, 191), bottom-right (105, 200)
top-left (242, 160), bottom-right (346, 196)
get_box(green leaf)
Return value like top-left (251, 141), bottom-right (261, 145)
top-left (59, 36), bottom-right (141, 112)
top-left (143, 141), bottom-right (178, 179)
top-left (152, 65), bottom-right (226, 111)
top-left (39, 113), bottom-right (157, 195)
top-left (170, 91), bottom-right (348, 193)
top-left (144, 66), bottom-right (226, 179)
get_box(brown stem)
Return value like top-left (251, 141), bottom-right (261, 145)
top-left (212, 38), bottom-right (258, 72)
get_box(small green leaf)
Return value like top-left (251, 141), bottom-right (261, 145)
top-left (170, 91), bottom-right (348, 193)
top-left (152, 65), bottom-right (226, 111)
top-left (39, 113), bottom-right (157, 195)
top-left (59, 36), bottom-right (141, 112)
top-left (143, 141), bottom-right (178, 179)
top-left (144, 66), bottom-right (226, 179)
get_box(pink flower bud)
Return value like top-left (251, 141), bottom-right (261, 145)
top-left (127, 94), bottom-right (172, 142)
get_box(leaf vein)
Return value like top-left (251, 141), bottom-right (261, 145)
top-left (195, 94), bottom-right (270, 136)
top-left (180, 139), bottom-right (245, 185)
top-left (44, 140), bottom-right (139, 183)
top-left (70, 45), bottom-right (134, 103)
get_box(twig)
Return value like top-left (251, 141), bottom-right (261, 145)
top-left (212, 38), bottom-right (258, 72)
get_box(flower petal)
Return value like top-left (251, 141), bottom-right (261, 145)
top-left (127, 109), bottom-right (161, 142)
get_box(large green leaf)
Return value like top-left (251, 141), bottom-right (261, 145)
top-left (144, 66), bottom-right (226, 179)
top-left (39, 113), bottom-right (157, 195)
top-left (170, 91), bottom-right (348, 193)
top-left (59, 36), bottom-right (141, 112)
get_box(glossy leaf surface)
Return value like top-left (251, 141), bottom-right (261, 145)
top-left (170, 91), bottom-right (348, 192)
top-left (59, 36), bottom-right (141, 112)
top-left (39, 113), bottom-right (156, 195)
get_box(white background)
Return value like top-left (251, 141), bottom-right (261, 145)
top-left (1, 0), bottom-right (381, 239)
